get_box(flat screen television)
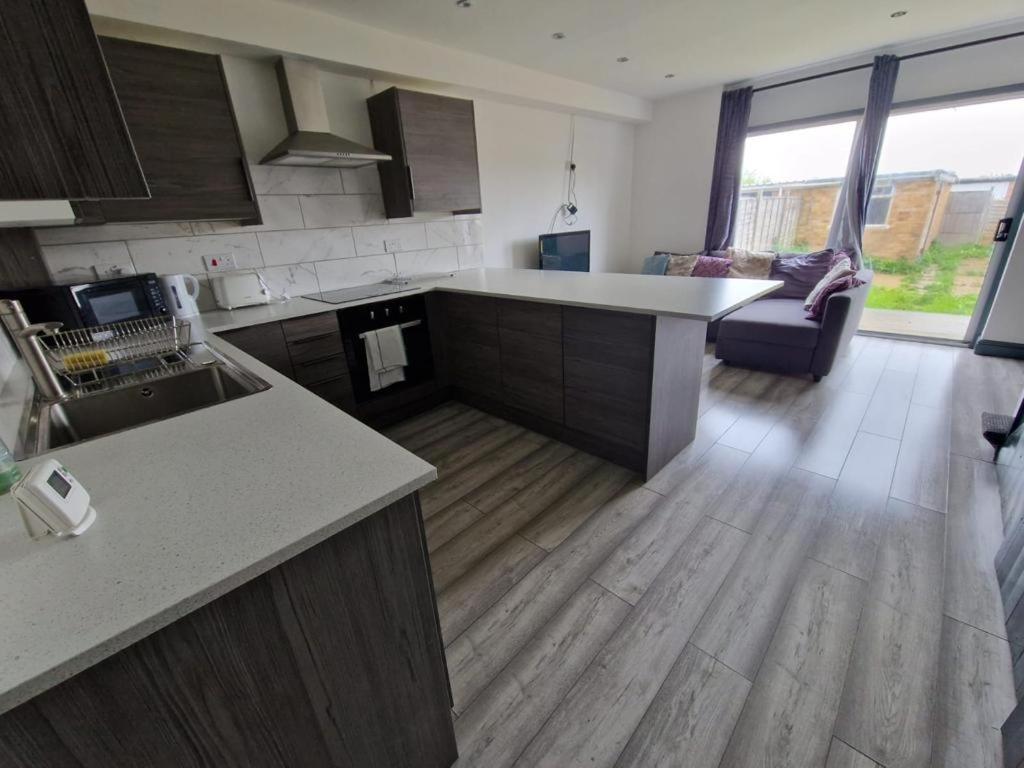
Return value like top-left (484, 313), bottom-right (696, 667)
top-left (539, 230), bottom-right (590, 272)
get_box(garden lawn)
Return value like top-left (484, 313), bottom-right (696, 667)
top-left (864, 242), bottom-right (989, 315)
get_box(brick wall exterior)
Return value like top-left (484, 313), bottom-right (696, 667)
top-left (863, 179), bottom-right (947, 260)
top-left (792, 186), bottom-right (839, 250)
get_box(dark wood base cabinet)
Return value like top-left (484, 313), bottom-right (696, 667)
top-left (0, 494), bottom-right (457, 768)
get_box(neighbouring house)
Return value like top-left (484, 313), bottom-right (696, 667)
top-left (736, 170), bottom-right (1014, 260)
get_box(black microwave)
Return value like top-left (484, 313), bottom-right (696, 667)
top-left (0, 274), bottom-right (169, 329)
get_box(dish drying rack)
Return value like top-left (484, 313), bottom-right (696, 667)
top-left (41, 317), bottom-right (194, 393)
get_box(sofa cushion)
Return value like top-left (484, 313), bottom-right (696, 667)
top-left (642, 253), bottom-right (670, 275)
top-left (806, 273), bottom-right (865, 320)
top-left (664, 252), bottom-right (701, 276)
top-left (726, 247), bottom-right (775, 279)
top-left (717, 298), bottom-right (821, 349)
top-left (691, 254), bottom-right (732, 278)
top-left (804, 256), bottom-right (853, 309)
top-left (770, 249), bottom-right (835, 299)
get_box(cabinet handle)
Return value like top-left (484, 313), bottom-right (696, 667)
top-left (406, 166), bottom-right (416, 200)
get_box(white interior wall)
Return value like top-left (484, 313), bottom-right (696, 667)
top-left (629, 86), bottom-right (723, 264)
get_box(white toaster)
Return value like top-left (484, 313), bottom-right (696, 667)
top-left (210, 271), bottom-right (271, 310)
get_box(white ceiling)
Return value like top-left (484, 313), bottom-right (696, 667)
top-left (275, 0), bottom-right (1024, 98)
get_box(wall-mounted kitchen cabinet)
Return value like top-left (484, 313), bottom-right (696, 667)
top-left (0, 0), bottom-right (148, 201)
top-left (74, 38), bottom-right (261, 225)
top-left (367, 88), bottom-right (482, 219)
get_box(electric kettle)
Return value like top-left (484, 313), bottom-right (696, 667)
top-left (159, 274), bottom-right (201, 318)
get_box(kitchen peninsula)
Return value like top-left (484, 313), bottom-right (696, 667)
top-left (0, 268), bottom-right (777, 767)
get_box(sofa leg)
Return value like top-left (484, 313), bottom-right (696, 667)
top-left (812, 374), bottom-right (822, 383)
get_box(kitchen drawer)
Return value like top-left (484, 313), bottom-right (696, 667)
top-left (445, 293), bottom-right (498, 327)
top-left (565, 388), bottom-right (648, 450)
top-left (293, 354), bottom-right (349, 386)
top-left (498, 299), bottom-right (561, 339)
top-left (306, 375), bottom-right (356, 412)
top-left (563, 356), bottom-right (650, 402)
top-left (287, 332), bottom-right (344, 365)
top-left (282, 312), bottom-right (340, 342)
top-left (563, 307), bottom-right (653, 369)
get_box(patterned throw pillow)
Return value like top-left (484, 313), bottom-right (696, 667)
top-left (806, 273), bottom-right (865, 321)
top-left (804, 257), bottom-right (853, 310)
top-left (691, 255), bottom-right (733, 278)
top-left (663, 252), bottom-right (701, 276)
top-left (725, 247), bottom-right (775, 279)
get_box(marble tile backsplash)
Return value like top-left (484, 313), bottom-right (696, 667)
top-left (32, 164), bottom-right (484, 310)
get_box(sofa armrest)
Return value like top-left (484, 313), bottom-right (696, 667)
top-left (811, 270), bottom-right (873, 378)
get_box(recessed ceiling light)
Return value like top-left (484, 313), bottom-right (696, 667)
top-left (890, 10), bottom-right (907, 17)
top-left (616, 56), bottom-right (630, 63)
top-left (664, 73), bottom-right (675, 79)
top-left (552, 32), bottom-right (566, 40)
top-left (455, 0), bottom-right (471, 7)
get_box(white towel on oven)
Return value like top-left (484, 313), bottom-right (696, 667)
top-left (364, 325), bottom-right (408, 391)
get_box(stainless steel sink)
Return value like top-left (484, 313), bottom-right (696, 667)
top-left (20, 344), bottom-right (270, 457)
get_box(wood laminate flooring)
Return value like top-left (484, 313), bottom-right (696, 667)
top-left (383, 336), bottom-right (1023, 768)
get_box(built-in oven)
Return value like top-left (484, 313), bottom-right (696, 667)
top-left (339, 295), bottom-right (434, 403)
top-left (0, 274), bottom-right (169, 329)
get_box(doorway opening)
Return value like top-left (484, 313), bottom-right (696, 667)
top-left (858, 95), bottom-right (1024, 341)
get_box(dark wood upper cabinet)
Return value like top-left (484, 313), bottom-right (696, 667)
top-left (76, 37), bottom-right (261, 225)
top-left (0, 0), bottom-right (148, 201)
top-left (367, 88), bottom-right (482, 219)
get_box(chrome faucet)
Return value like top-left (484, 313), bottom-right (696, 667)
top-left (0, 300), bottom-right (66, 401)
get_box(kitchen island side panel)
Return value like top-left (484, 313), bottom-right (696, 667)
top-left (0, 493), bottom-right (457, 768)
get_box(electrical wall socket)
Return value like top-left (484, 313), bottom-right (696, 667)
top-left (204, 253), bottom-right (237, 272)
top-left (93, 263), bottom-right (134, 279)
top-left (384, 239), bottom-right (402, 253)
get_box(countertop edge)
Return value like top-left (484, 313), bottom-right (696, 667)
top-left (0, 464), bottom-right (436, 716)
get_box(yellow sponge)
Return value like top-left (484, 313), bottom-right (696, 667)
top-left (62, 350), bottom-right (111, 372)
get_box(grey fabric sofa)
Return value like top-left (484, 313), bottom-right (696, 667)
top-left (713, 270), bottom-right (873, 381)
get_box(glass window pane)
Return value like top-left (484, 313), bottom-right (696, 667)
top-left (739, 121), bottom-right (857, 252)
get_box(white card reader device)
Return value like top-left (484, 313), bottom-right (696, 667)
top-left (12, 459), bottom-right (96, 539)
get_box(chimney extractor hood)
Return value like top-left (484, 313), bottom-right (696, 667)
top-left (261, 58), bottom-right (392, 168)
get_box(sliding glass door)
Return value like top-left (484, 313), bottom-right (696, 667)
top-left (858, 95), bottom-right (1024, 341)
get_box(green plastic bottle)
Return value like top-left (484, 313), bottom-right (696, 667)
top-left (0, 438), bottom-right (22, 495)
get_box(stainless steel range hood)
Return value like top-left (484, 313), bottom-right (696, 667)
top-left (260, 58), bottom-right (391, 168)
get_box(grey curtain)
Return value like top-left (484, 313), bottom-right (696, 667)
top-left (703, 87), bottom-right (754, 253)
top-left (828, 55), bottom-right (901, 268)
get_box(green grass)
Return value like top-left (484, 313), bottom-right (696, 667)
top-left (864, 242), bottom-right (988, 316)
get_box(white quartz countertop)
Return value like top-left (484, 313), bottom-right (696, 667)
top-left (200, 268), bottom-right (781, 332)
top-left (0, 333), bottom-right (436, 715)
top-left (0, 267), bottom-right (779, 714)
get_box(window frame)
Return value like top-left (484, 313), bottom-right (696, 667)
top-left (865, 181), bottom-right (894, 228)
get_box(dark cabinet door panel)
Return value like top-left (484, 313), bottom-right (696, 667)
top-left (499, 299), bottom-right (562, 339)
top-left (218, 322), bottom-right (293, 378)
top-left (367, 88), bottom-right (482, 218)
top-left (500, 327), bottom-right (563, 422)
top-left (398, 90), bottom-right (481, 214)
top-left (565, 389), bottom-right (648, 450)
top-left (563, 307), bottom-right (653, 370)
top-left (0, 0), bottom-right (148, 200)
top-left (450, 339), bottom-right (501, 399)
top-left (286, 333), bottom-right (345, 366)
top-left (306, 376), bottom-right (356, 412)
top-left (564, 356), bottom-right (649, 402)
top-left (90, 37), bottom-right (259, 224)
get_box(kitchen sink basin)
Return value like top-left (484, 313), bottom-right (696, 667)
top-left (20, 344), bottom-right (270, 457)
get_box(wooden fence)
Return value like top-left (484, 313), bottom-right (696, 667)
top-left (734, 194), bottom-right (802, 252)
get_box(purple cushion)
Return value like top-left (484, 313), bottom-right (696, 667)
top-left (770, 249), bottom-right (834, 299)
top-left (805, 274), bottom-right (865, 320)
top-left (691, 255), bottom-right (732, 278)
